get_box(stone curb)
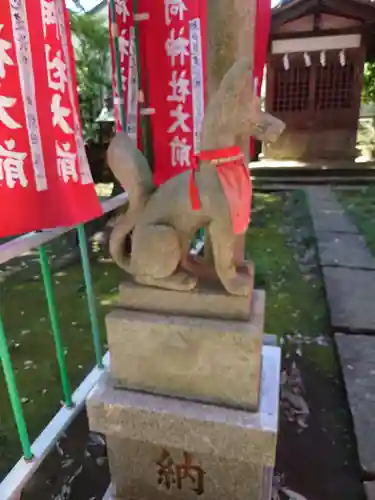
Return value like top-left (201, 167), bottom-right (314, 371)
top-left (365, 481), bottom-right (375, 500)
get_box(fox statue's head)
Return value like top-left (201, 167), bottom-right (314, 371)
top-left (202, 57), bottom-right (285, 146)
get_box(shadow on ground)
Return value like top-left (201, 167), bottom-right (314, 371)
top-left (20, 412), bottom-right (110, 500)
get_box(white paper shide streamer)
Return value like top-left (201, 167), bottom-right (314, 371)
top-left (283, 53), bottom-right (290, 71)
top-left (320, 50), bottom-right (326, 67)
top-left (339, 49), bottom-right (346, 67)
top-left (303, 52), bottom-right (311, 67)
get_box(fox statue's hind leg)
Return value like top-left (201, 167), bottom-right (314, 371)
top-left (208, 220), bottom-right (249, 297)
top-left (131, 224), bottom-right (198, 291)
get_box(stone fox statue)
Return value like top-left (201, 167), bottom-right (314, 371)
top-left (107, 58), bottom-right (285, 296)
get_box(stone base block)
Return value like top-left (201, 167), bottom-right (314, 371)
top-left (107, 290), bottom-right (265, 410)
top-left (365, 481), bottom-right (375, 500)
top-left (89, 345), bottom-right (281, 500)
top-left (118, 262), bottom-right (254, 322)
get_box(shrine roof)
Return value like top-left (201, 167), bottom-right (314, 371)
top-left (272, 0), bottom-right (375, 26)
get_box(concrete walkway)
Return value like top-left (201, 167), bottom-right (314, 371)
top-left (307, 186), bottom-right (375, 333)
top-left (306, 186), bottom-right (375, 479)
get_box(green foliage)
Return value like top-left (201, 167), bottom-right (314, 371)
top-left (336, 186), bottom-right (375, 256)
top-left (69, 11), bottom-right (111, 142)
top-left (363, 62), bottom-right (375, 104)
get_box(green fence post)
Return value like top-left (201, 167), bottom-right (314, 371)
top-left (39, 245), bottom-right (73, 408)
top-left (76, 224), bottom-right (103, 369)
top-left (0, 312), bottom-right (33, 460)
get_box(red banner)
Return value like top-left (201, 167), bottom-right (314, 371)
top-left (250, 0), bottom-right (272, 159)
top-left (138, 0), bottom-right (207, 186)
top-left (0, 0), bottom-right (102, 238)
top-left (109, 0), bottom-right (139, 142)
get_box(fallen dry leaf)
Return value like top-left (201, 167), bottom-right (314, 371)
top-left (281, 361), bottom-right (310, 431)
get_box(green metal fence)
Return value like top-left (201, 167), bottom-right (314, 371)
top-left (0, 194), bottom-right (125, 498)
top-left (0, 222), bottom-right (105, 461)
top-left (0, 193), bottom-right (204, 499)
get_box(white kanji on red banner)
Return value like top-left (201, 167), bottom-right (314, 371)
top-left (0, 139), bottom-right (28, 188)
top-left (164, 3), bottom-right (192, 172)
top-left (115, 0), bottom-right (130, 23)
top-left (168, 70), bottom-right (191, 103)
top-left (56, 141), bottom-right (78, 183)
top-left (165, 28), bottom-right (189, 67)
top-left (168, 104), bottom-right (191, 133)
top-left (165, 0), bottom-right (188, 25)
top-left (51, 94), bottom-right (74, 134)
top-left (169, 135), bottom-right (191, 167)
top-left (46, 45), bottom-right (67, 92)
top-left (119, 29), bottom-right (130, 61)
top-left (0, 12), bottom-right (31, 193)
top-left (112, 0), bottom-right (206, 185)
top-left (0, 96), bottom-right (21, 129)
top-left (42, 0), bottom-right (60, 38)
top-left (0, 24), bottom-right (15, 79)
top-left (0, 0), bottom-right (101, 238)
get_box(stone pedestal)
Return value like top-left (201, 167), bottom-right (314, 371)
top-left (86, 277), bottom-right (280, 500)
top-left (89, 345), bottom-right (280, 500)
top-left (118, 263), bottom-right (255, 322)
top-left (107, 289), bottom-right (264, 410)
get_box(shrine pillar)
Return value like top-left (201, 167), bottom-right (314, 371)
top-left (206, 0), bottom-right (257, 164)
top-left (205, 0), bottom-right (258, 262)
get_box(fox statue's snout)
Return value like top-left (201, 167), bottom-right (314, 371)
top-left (247, 95), bottom-right (285, 145)
top-left (255, 112), bottom-right (286, 144)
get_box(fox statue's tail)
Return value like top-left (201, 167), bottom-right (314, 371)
top-left (106, 132), bottom-right (156, 272)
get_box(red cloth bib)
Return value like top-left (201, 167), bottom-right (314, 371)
top-left (189, 146), bottom-right (252, 235)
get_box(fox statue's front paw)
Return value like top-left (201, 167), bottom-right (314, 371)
top-left (134, 271), bottom-right (197, 292)
top-left (222, 274), bottom-right (250, 297)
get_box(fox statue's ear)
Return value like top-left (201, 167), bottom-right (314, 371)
top-left (237, 69), bottom-right (254, 104)
top-left (251, 95), bottom-right (261, 110)
top-left (247, 94), bottom-right (262, 121)
top-left (237, 56), bottom-right (252, 70)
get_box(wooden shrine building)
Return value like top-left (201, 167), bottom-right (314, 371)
top-left (265, 0), bottom-right (375, 161)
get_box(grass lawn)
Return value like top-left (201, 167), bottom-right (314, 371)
top-left (0, 190), bottom-right (358, 499)
top-left (0, 232), bottom-right (121, 477)
top-left (335, 186), bottom-right (375, 255)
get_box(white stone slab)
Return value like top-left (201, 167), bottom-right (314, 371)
top-left (336, 333), bottom-right (375, 473)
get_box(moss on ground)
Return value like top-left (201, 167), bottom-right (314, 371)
top-left (247, 190), bottom-right (329, 339)
top-left (335, 186), bottom-right (375, 255)
top-left (0, 190), bottom-right (333, 477)
top-left (247, 191), bottom-right (339, 381)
